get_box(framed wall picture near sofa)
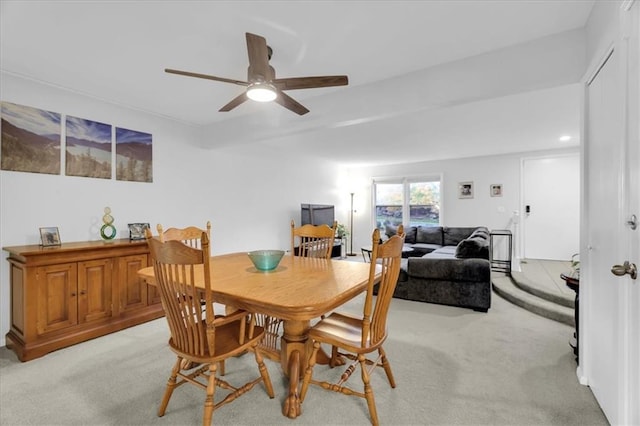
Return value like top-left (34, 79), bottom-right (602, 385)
top-left (490, 184), bottom-right (503, 197)
top-left (128, 223), bottom-right (150, 240)
top-left (40, 227), bottom-right (61, 246)
top-left (458, 181), bottom-right (474, 199)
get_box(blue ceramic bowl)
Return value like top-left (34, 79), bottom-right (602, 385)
top-left (247, 250), bottom-right (285, 271)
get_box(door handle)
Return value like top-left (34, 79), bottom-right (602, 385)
top-left (611, 261), bottom-right (637, 279)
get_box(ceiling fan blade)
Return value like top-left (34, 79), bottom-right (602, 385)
top-left (165, 68), bottom-right (248, 86)
top-left (245, 33), bottom-right (272, 82)
top-left (272, 75), bottom-right (349, 91)
top-left (219, 92), bottom-right (249, 112)
top-left (274, 91), bottom-right (310, 115)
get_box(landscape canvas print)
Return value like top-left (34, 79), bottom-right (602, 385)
top-left (65, 116), bottom-right (112, 179)
top-left (1, 102), bottom-right (61, 175)
top-left (115, 127), bottom-right (152, 182)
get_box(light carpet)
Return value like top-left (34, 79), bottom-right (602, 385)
top-left (0, 294), bottom-right (607, 425)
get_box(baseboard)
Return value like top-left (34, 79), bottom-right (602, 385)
top-left (577, 365), bottom-right (588, 386)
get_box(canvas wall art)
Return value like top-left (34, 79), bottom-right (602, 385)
top-left (115, 127), bottom-right (152, 182)
top-left (65, 116), bottom-right (112, 179)
top-left (1, 102), bottom-right (61, 175)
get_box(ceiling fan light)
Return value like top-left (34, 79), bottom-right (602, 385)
top-left (246, 83), bottom-right (277, 102)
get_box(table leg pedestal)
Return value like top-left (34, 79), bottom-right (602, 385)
top-left (283, 350), bottom-right (302, 418)
top-left (280, 319), bottom-right (338, 418)
top-left (280, 321), bottom-right (309, 418)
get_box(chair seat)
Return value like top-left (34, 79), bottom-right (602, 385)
top-left (169, 321), bottom-right (265, 364)
top-left (309, 312), bottom-right (386, 354)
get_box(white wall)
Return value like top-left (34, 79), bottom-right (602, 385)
top-left (0, 73), bottom-right (345, 346)
top-left (346, 148), bottom-right (580, 262)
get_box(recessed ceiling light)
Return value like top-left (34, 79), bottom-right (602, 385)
top-left (559, 135), bottom-right (572, 142)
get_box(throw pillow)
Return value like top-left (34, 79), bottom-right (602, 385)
top-left (455, 237), bottom-right (488, 258)
top-left (385, 224), bottom-right (398, 239)
top-left (470, 229), bottom-right (489, 240)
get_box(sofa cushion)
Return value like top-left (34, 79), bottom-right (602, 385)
top-left (443, 227), bottom-right (481, 246)
top-left (385, 224), bottom-right (418, 243)
top-left (424, 246), bottom-right (457, 258)
top-left (404, 226), bottom-right (417, 244)
top-left (416, 226), bottom-right (443, 245)
top-left (407, 257), bottom-right (490, 281)
top-left (397, 258), bottom-right (409, 282)
top-left (409, 243), bottom-right (441, 256)
top-left (455, 237), bottom-right (489, 259)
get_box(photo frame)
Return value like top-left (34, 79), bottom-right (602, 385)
top-left (490, 184), bottom-right (503, 197)
top-left (128, 223), bottom-right (150, 240)
top-left (458, 181), bottom-right (474, 199)
top-left (40, 227), bottom-right (61, 246)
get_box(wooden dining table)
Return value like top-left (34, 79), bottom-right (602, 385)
top-left (138, 252), bottom-right (378, 419)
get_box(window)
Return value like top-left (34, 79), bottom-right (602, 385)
top-left (374, 177), bottom-right (441, 233)
top-left (408, 181), bottom-right (440, 227)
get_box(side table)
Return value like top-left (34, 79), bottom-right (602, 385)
top-left (361, 245), bottom-right (414, 262)
top-left (561, 272), bottom-right (580, 364)
top-left (489, 229), bottom-right (512, 275)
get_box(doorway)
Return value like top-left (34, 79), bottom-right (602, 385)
top-left (522, 154), bottom-right (580, 260)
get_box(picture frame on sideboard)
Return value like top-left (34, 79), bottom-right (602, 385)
top-left (40, 227), bottom-right (61, 246)
top-left (128, 223), bottom-right (150, 240)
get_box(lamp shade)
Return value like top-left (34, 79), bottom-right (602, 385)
top-left (246, 83), bottom-right (277, 102)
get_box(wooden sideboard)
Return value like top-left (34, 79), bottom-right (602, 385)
top-left (3, 239), bottom-right (164, 361)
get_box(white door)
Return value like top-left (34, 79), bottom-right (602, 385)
top-left (522, 154), bottom-right (580, 260)
top-left (583, 3), bottom-right (639, 422)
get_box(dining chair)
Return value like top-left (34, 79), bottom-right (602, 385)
top-left (154, 221), bottom-right (232, 372)
top-left (254, 220), bottom-right (338, 362)
top-left (291, 219), bottom-right (338, 259)
top-left (299, 226), bottom-right (405, 426)
top-left (157, 221), bottom-right (211, 248)
top-left (156, 221), bottom-right (229, 313)
top-left (146, 232), bottom-right (274, 426)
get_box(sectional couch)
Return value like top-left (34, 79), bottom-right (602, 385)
top-left (383, 225), bottom-right (492, 312)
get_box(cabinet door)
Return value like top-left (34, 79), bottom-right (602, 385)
top-left (78, 259), bottom-right (113, 323)
top-left (147, 282), bottom-right (162, 306)
top-left (36, 263), bottom-right (78, 335)
top-left (119, 254), bottom-right (148, 312)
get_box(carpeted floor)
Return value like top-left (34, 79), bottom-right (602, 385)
top-left (0, 293), bottom-right (607, 425)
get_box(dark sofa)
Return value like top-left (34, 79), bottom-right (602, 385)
top-left (383, 225), bottom-right (491, 312)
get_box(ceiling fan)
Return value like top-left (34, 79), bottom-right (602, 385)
top-left (165, 32), bottom-right (349, 116)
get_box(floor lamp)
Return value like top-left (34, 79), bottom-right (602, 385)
top-left (347, 192), bottom-right (356, 256)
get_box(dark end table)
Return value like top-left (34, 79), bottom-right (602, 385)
top-left (361, 245), bottom-right (414, 262)
top-left (561, 272), bottom-right (580, 364)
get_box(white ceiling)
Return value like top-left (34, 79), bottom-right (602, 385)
top-left (0, 1), bottom-right (594, 166)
